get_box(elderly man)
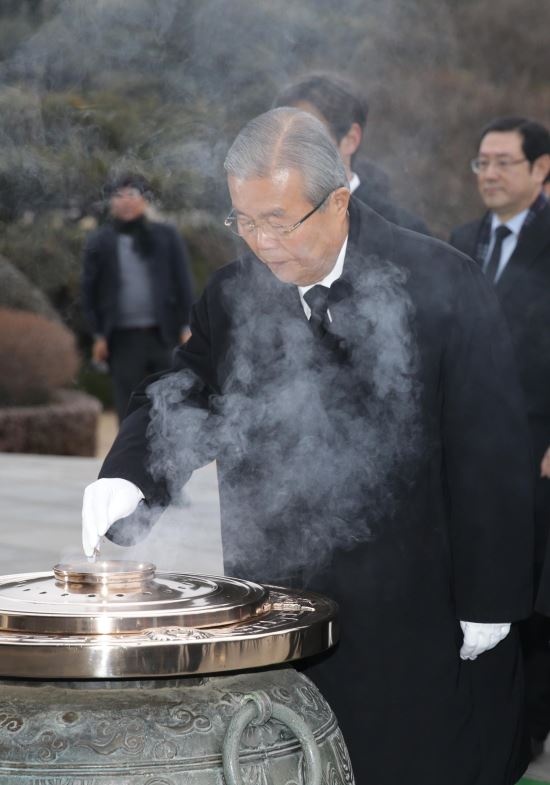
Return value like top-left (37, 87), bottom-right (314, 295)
top-left (450, 116), bottom-right (550, 758)
top-left (82, 109), bottom-right (533, 785)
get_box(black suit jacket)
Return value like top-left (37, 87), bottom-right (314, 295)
top-left (353, 179), bottom-right (431, 235)
top-left (81, 220), bottom-right (194, 346)
top-left (100, 197), bottom-right (533, 785)
top-left (450, 203), bottom-right (550, 418)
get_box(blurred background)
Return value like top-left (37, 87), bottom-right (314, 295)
top-left (0, 0), bottom-right (549, 453)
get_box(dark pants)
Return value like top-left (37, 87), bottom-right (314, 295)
top-left (521, 613), bottom-right (550, 742)
top-left (521, 417), bottom-right (550, 744)
top-left (108, 327), bottom-right (174, 421)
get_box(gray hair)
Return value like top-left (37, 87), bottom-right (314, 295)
top-left (224, 107), bottom-right (349, 205)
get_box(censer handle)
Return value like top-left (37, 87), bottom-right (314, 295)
top-left (222, 690), bottom-right (322, 785)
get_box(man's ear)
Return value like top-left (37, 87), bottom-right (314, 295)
top-left (332, 186), bottom-right (351, 216)
top-left (338, 122), bottom-right (363, 158)
top-left (533, 154), bottom-right (550, 185)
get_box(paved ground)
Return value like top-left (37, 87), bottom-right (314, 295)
top-left (0, 452), bottom-right (223, 576)
top-left (0, 412), bottom-right (549, 781)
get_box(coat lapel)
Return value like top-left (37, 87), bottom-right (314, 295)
top-left (496, 205), bottom-right (550, 301)
top-left (451, 218), bottom-right (485, 265)
top-left (102, 224), bottom-right (121, 278)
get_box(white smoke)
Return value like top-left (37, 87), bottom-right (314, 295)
top-left (144, 249), bottom-right (422, 580)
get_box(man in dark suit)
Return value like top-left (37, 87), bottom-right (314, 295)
top-left (82, 109), bottom-right (533, 785)
top-left (274, 72), bottom-right (430, 235)
top-left (81, 172), bottom-right (194, 421)
top-left (450, 116), bottom-right (550, 756)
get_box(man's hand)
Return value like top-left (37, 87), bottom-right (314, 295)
top-left (541, 446), bottom-right (550, 478)
top-left (82, 478), bottom-right (144, 557)
top-left (459, 621), bottom-right (511, 660)
top-left (92, 336), bottom-right (109, 363)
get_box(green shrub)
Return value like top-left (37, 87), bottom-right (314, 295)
top-left (77, 364), bottom-right (113, 410)
top-left (0, 254), bottom-right (58, 319)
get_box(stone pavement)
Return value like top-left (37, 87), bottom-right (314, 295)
top-left (0, 451), bottom-right (223, 576)
top-left (0, 432), bottom-right (549, 781)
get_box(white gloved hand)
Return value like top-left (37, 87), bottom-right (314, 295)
top-left (82, 478), bottom-right (144, 558)
top-left (459, 620), bottom-right (511, 661)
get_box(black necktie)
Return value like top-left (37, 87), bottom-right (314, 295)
top-left (484, 225), bottom-right (512, 284)
top-left (303, 284), bottom-right (330, 338)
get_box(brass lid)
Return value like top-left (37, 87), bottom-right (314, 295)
top-left (0, 560), bottom-right (268, 634)
top-left (0, 561), bottom-right (338, 679)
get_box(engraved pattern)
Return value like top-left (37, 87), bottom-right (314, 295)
top-left (240, 763), bottom-right (269, 785)
top-left (269, 591), bottom-right (315, 610)
top-left (271, 601), bottom-right (314, 613)
top-left (77, 718), bottom-right (146, 756)
top-left (0, 670), bottom-right (347, 783)
top-left (29, 729), bottom-right (68, 761)
top-left (225, 611), bottom-right (304, 636)
top-left (30, 779), bottom-right (95, 785)
top-left (160, 704), bottom-right (212, 734)
top-left (333, 731), bottom-right (355, 784)
top-left (0, 709), bottom-right (23, 732)
top-left (324, 761), bottom-right (341, 785)
top-left (144, 626), bottom-right (213, 641)
top-left (271, 686), bottom-right (293, 704)
top-left (152, 739), bottom-right (178, 760)
top-left (298, 684), bottom-right (333, 727)
top-left (241, 720), bottom-right (287, 750)
top-left (217, 690), bottom-right (294, 749)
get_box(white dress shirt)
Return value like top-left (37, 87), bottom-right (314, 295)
top-left (297, 237), bottom-right (348, 323)
top-left (486, 209), bottom-right (529, 282)
top-left (349, 173), bottom-right (360, 194)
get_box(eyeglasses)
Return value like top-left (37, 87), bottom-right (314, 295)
top-left (470, 157), bottom-right (528, 174)
top-left (224, 192), bottom-right (332, 239)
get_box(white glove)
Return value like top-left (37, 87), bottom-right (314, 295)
top-left (459, 620), bottom-right (511, 661)
top-left (82, 478), bottom-right (144, 558)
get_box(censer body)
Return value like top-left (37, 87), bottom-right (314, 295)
top-left (0, 561), bottom-right (354, 785)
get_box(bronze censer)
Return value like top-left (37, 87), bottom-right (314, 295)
top-left (0, 560), bottom-right (354, 784)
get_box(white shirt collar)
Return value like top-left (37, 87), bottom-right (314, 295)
top-left (349, 172), bottom-right (360, 194)
top-left (490, 208), bottom-right (529, 236)
top-left (297, 236), bottom-right (349, 319)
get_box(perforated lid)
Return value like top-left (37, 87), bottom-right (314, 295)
top-left (0, 561), bottom-right (338, 678)
top-left (0, 561), bottom-right (267, 635)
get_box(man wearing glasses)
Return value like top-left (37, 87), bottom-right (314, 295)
top-left (451, 116), bottom-right (550, 760)
top-left (82, 109), bottom-right (533, 785)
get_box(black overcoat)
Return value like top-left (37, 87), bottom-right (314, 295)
top-left (451, 205), bottom-right (550, 605)
top-left (101, 198), bottom-right (533, 785)
top-left (81, 220), bottom-right (194, 345)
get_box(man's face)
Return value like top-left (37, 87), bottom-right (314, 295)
top-left (476, 131), bottom-right (546, 219)
top-left (227, 169), bottom-right (350, 287)
top-left (109, 187), bottom-right (147, 222)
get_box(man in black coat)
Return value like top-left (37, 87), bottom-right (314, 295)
top-left (82, 109), bottom-right (533, 785)
top-left (81, 172), bottom-right (195, 421)
top-left (450, 116), bottom-right (550, 756)
top-left (274, 72), bottom-right (431, 235)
